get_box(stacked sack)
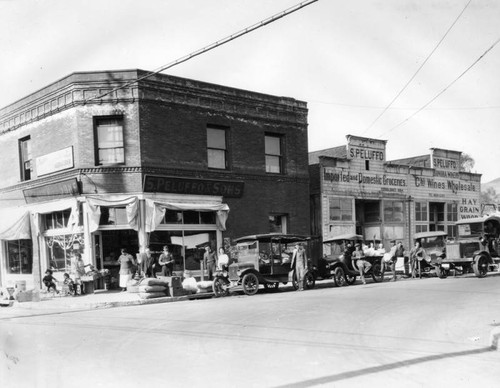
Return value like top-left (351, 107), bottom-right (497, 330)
top-left (137, 278), bottom-right (169, 299)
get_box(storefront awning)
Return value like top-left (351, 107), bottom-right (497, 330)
top-left (0, 208), bottom-right (31, 240)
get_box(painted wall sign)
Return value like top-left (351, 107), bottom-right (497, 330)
top-left (432, 156), bottom-right (459, 171)
top-left (323, 170), bottom-right (406, 187)
top-left (459, 198), bottom-right (481, 219)
top-left (36, 146), bottom-right (74, 176)
top-left (143, 175), bottom-right (244, 198)
top-left (347, 146), bottom-right (384, 161)
top-left (23, 178), bottom-right (80, 204)
top-left (414, 176), bottom-right (477, 192)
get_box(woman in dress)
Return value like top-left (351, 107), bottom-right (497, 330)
top-left (117, 248), bottom-right (136, 291)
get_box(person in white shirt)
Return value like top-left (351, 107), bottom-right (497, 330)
top-left (217, 247), bottom-right (230, 270)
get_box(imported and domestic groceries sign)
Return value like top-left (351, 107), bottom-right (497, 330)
top-left (143, 175), bottom-right (244, 198)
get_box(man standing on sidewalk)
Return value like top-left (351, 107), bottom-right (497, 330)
top-left (204, 246), bottom-right (216, 280)
top-left (291, 243), bottom-right (307, 291)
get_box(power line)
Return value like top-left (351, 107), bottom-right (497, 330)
top-left (378, 36), bottom-right (500, 137)
top-left (307, 99), bottom-right (500, 111)
top-left (362, 0), bottom-right (472, 135)
top-left (84, 0), bottom-right (319, 104)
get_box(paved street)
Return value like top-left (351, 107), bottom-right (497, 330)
top-left (1, 274), bottom-right (500, 388)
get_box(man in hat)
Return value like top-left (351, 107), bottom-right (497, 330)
top-left (353, 242), bottom-right (371, 284)
top-left (291, 243), bottom-right (307, 291)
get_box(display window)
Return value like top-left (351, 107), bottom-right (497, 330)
top-left (46, 233), bottom-right (84, 272)
top-left (6, 239), bottom-right (33, 274)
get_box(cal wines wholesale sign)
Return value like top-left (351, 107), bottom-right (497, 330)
top-left (413, 176), bottom-right (478, 193)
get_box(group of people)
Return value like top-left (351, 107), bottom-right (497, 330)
top-left (203, 246), bottom-right (229, 280)
top-left (117, 246), bottom-right (175, 291)
top-left (342, 239), bottom-right (431, 283)
top-left (43, 252), bottom-right (86, 295)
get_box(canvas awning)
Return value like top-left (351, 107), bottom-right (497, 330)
top-left (0, 207), bottom-right (31, 240)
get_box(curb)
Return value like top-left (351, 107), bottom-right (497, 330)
top-left (490, 327), bottom-right (500, 351)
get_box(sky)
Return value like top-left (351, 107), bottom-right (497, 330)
top-left (1, 0), bottom-right (499, 183)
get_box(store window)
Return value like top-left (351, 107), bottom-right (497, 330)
top-left (269, 214), bottom-right (287, 233)
top-left (160, 210), bottom-right (216, 225)
top-left (6, 240), bottom-right (33, 274)
top-left (416, 225), bottom-right (428, 233)
top-left (384, 201), bottom-right (404, 222)
top-left (95, 117), bottom-right (125, 165)
top-left (45, 210), bottom-right (72, 230)
top-left (207, 126), bottom-right (227, 169)
top-left (330, 198), bottom-right (353, 221)
top-left (19, 136), bottom-right (32, 181)
top-left (447, 203), bottom-right (458, 223)
top-left (265, 134), bottom-right (283, 174)
top-left (99, 207), bottom-right (128, 226)
top-left (415, 202), bottom-right (428, 222)
top-left (46, 233), bottom-right (84, 272)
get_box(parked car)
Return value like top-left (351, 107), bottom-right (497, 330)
top-left (212, 233), bottom-right (316, 297)
top-left (413, 231), bottom-right (448, 278)
top-left (322, 233), bottom-right (385, 286)
top-left (444, 213), bottom-right (500, 277)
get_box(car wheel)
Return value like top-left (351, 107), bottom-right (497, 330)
top-left (371, 262), bottom-right (384, 283)
top-left (345, 273), bottom-right (356, 285)
top-left (242, 273), bottom-right (259, 295)
top-left (333, 267), bottom-right (346, 287)
top-left (473, 254), bottom-right (488, 278)
top-left (212, 277), bottom-right (229, 297)
top-left (304, 272), bottom-right (315, 290)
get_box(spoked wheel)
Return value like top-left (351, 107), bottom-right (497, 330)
top-left (242, 273), bottom-right (259, 295)
top-left (212, 277), bottom-right (229, 297)
top-left (371, 262), bottom-right (384, 283)
top-left (264, 282), bottom-right (279, 291)
top-left (473, 254), bottom-right (489, 278)
top-left (304, 272), bottom-right (315, 290)
top-left (345, 273), bottom-right (357, 285)
top-left (333, 267), bottom-right (347, 287)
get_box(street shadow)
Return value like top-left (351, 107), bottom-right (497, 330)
top-left (273, 346), bottom-right (494, 388)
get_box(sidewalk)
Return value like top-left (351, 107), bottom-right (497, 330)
top-left (0, 289), bottom-right (212, 319)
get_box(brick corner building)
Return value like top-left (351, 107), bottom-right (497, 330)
top-left (0, 70), bottom-right (309, 290)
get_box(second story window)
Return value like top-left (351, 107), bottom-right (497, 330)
top-left (265, 134), bottom-right (283, 173)
top-left (19, 136), bottom-right (32, 181)
top-left (95, 118), bottom-right (124, 165)
top-left (207, 126), bottom-right (227, 169)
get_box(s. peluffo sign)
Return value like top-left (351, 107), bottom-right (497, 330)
top-left (143, 175), bottom-right (244, 198)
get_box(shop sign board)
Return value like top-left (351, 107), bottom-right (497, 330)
top-left (36, 146), bottom-right (74, 176)
top-left (143, 175), bottom-right (244, 198)
top-left (346, 136), bottom-right (386, 161)
top-left (323, 168), bottom-right (406, 190)
top-left (23, 178), bottom-right (80, 204)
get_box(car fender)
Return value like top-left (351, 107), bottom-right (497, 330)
top-left (473, 250), bottom-right (492, 263)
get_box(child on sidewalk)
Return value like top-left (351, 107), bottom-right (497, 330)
top-left (43, 269), bottom-right (59, 294)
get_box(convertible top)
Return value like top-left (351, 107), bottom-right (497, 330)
top-left (234, 233), bottom-right (310, 244)
top-left (323, 233), bottom-right (364, 244)
top-left (414, 231), bottom-right (447, 240)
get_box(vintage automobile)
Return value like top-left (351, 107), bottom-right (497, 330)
top-left (412, 231), bottom-right (448, 278)
top-left (322, 233), bottom-right (385, 286)
top-left (443, 213), bottom-right (500, 277)
top-left (212, 233), bottom-right (316, 297)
